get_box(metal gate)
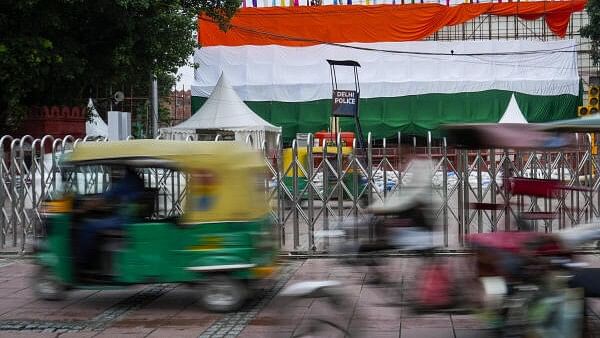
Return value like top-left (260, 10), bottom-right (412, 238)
top-left (1, 133), bottom-right (598, 253)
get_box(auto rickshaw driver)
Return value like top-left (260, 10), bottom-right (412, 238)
top-left (77, 167), bottom-right (145, 275)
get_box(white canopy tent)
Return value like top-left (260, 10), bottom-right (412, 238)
top-left (85, 98), bottom-right (109, 137)
top-left (161, 73), bottom-right (281, 148)
top-left (498, 94), bottom-right (528, 124)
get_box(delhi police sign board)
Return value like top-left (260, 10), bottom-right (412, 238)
top-left (332, 90), bottom-right (359, 117)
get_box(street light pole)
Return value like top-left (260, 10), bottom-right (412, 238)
top-left (152, 74), bottom-right (159, 138)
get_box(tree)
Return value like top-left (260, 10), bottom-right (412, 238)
top-left (582, 0), bottom-right (600, 66)
top-left (0, 0), bottom-right (240, 133)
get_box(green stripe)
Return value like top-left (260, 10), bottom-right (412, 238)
top-left (192, 89), bottom-right (582, 142)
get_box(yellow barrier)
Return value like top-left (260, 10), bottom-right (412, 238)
top-left (282, 147), bottom-right (353, 177)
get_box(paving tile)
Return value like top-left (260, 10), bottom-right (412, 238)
top-left (172, 305), bottom-right (220, 320)
top-left (268, 296), bottom-right (314, 309)
top-left (65, 292), bottom-right (128, 313)
top-left (0, 278), bottom-right (32, 288)
top-left (0, 297), bottom-right (37, 316)
top-left (350, 319), bottom-right (401, 331)
top-left (56, 331), bottom-right (97, 338)
top-left (121, 308), bottom-right (180, 320)
top-left (306, 302), bottom-right (355, 318)
top-left (401, 315), bottom-right (453, 328)
top-left (54, 309), bottom-right (105, 321)
top-left (93, 334), bottom-right (148, 338)
top-left (113, 316), bottom-right (215, 330)
top-left (20, 298), bottom-right (84, 311)
top-left (0, 331), bottom-right (57, 338)
top-left (350, 330), bottom-right (400, 338)
top-left (0, 256), bottom-right (599, 338)
top-left (336, 284), bottom-right (364, 295)
top-left (400, 327), bottom-right (454, 338)
top-left (95, 327), bottom-right (155, 337)
top-left (1, 288), bottom-right (39, 300)
top-left (0, 308), bottom-right (81, 321)
top-left (454, 329), bottom-right (496, 338)
top-left (451, 314), bottom-right (487, 330)
top-left (350, 308), bottom-right (402, 330)
top-left (0, 287), bottom-right (29, 298)
top-left (239, 324), bottom-right (295, 338)
top-left (66, 290), bottom-right (100, 299)
top-left (0, 263), bottom-right (35, 278)
top-left (293, 316), bottom-right (354, 337)
top-left (145, 327), bottom-right (206, 338)
top-left (357, 290), bottom-right (399, 307)
top-left (250, 313), bottom-right (305, 331)
top-left (362, 304), bottom-right (402, 318)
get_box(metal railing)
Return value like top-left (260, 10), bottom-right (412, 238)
top-left (1, 133), bottom-right (598, 253)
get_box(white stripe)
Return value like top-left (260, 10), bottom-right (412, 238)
top-left (192, 40), bottom-right (579, 101)
top-left (185, 264), bottom-right (256, 271)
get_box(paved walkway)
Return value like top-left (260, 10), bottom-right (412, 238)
top-left (0, 256), bottom-right (599, 337)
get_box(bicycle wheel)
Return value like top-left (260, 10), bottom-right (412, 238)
top-left (499, 286), bottom-right (584, 338)
top-left (526, 287), bottom-right (584, 338)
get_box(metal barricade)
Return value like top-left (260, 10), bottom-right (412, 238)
top-left (0, 132), bottom-right (598, 253)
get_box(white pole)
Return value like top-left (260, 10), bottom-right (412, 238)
top-left (152, 75), bottom-right (159, 138)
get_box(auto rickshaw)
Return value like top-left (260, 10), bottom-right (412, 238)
top-left (32, 140), bottom-right (278, 312)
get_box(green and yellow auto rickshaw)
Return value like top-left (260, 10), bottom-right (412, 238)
top-left (32, 140), bottom-right (278, 312)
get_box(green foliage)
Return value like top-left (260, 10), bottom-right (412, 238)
top-left (582, 0), bottom-right (600, 66)
top-left (0, 0), bottom-right (241, 133)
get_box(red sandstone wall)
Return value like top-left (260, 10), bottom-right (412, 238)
top-left (17, 106), bottom-right (86, 139)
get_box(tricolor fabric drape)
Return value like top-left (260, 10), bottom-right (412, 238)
top-left (193, 2), bottom-right (584, 141)
top-left (199, 1), bottom-right (586, 46)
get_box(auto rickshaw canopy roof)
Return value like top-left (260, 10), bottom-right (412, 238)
top-left (538, 115), bottom-right (600, 133)
top-left (67, 140), bottom-right (265, 170)
top-left (441, 123), bottom-right (571, 149)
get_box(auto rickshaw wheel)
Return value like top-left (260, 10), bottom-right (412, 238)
top-left (198, 275), bottom-right (248, 312)
top-left (31, 266), bottom-right (66, 301)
